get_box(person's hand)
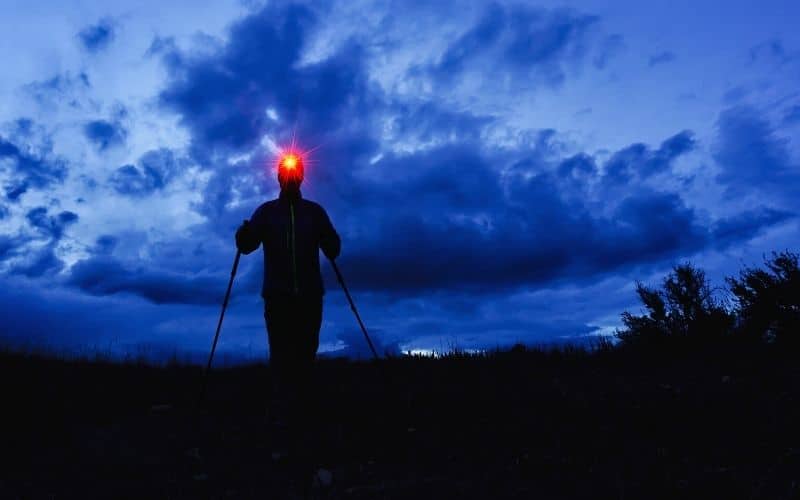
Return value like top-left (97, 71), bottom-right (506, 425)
top-left (235, 219), bottom-right (250, 245)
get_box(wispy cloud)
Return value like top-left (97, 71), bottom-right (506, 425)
top-left (648, 50), bottom-right (675, 67)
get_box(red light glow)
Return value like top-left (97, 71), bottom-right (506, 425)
top-left (273, 131), bottom-right (322, 188)
top-left (282, 154), bottom-right (298, 169)
top-left (277, 150), bottom-right (304, 180)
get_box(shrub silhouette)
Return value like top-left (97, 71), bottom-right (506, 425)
top-left (616, 263), bottom-right (733, 350)
top-left (726, 250), bottom-right (800, 349)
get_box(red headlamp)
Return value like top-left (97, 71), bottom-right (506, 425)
top-left (277, 150), bottom-right (305, 185)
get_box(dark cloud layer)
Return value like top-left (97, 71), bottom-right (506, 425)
top-left (67, 255), bottom-right (226, 305)
top-left (332, 141), bottom-right (785, 293)
top-left (14, 244), bottom-right (65, 278)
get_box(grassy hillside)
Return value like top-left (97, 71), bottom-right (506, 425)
top-left (2, 343), bottom-right (799, 499)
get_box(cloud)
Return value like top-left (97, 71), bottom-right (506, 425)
top-left (0, 207), bottom-right (80, 278)
top-left (430, 2), bottom-right (506, 79)
top-left (503, 6), bottom-right (599, 67)
top-left (0, 276), bottom-right (217, 359)
top-left (109, 148), bottom-right (187, 196)
top-left (710, 207), bottom-right (795, 247)
top-left (783, 104), bottom-right (800, 125)
top-left (420, 3), bottom-right (621, 90)
top-left (93, 235), bottom-right (118, 255)
top-left (334, 188), bottom-right (711, 293)
top-left (326, 133), bottom-right (770, 294)
top-left (77, 18), bottom-right (116, 52)
top-left (146, 3), bottom-right (786, 303)
top-left (22, 72), bottom-right (91, 108)
top-left (153, 2), bottom-right (384, 228)
top-left (592, 33), bottom-right (624, 69)
top-left (722, 85), bottom-right (749, 105)
top-left (0, 278), bottom-right (112, 349)
top-left (157, 4), bottom-right (319, 156)
top-left (84, 120), bottom-right (127, 151)
top-left (387, 100), bottom-right (493, 145)
top-left (0, 235), bottom-right (23, 261)
top-left (156, 2), bottom-right (617, 166)
top-left (25, 206), bottom-right (79, 241)
top-left (648, 51), bottom-right (675, 67)
top-left (712, 104), bottom-right (799, 201)
top-left (573, 107), bottom-right (592, 117)
top-left (12, 243), bottom-right (65, 278)
top-left (747, 38), bottom-right (796, 66)
top-left (66, 255), bottom-right (228, 305)
top-left (145, 36), bottom-right (177, 59)
top-left (601, 130), bottom-right (695, 186)
top-left (0, 135), bottom-right (68, 202)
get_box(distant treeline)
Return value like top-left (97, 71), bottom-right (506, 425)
top-left (613, 250), bottom-right (799, 352)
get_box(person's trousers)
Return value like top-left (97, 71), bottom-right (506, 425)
top-left (264, 293), bottom-right (323, 450)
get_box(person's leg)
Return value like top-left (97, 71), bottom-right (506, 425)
top-left (293, 295), bottom-right (323, 452)
top-left (266, 295), bottom-right (323, 457)
top-left (265, 296), bottom-right (293, 454)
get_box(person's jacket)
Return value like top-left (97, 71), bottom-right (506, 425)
top-left (236, 189), bottom-right (341, 299)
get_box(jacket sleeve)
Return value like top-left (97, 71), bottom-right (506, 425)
top-left (235, 206), bottom-right (263, 255)
top-left (318, 206), bottom-right (341, 260)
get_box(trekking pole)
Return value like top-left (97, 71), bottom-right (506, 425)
top-left (198, 249), bottom-right (242, 407)
top-left (329, 259), bottom-right (380, 360)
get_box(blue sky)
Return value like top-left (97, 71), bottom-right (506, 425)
top-left (1, 0), bottom-right (798, 362)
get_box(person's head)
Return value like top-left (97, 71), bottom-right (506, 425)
top-left (277, 153), bottom-right (304, 192)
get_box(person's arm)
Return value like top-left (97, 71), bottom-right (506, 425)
top-left (319, 206), bottom-right (341, 260)
top-left (235, 206), bottom-right (263, 255)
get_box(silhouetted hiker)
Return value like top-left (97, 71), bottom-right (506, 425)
top-left (235, 153), bottom-right (340, 461)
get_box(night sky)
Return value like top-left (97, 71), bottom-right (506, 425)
top-left (1, 0), bottom-right (798, 362)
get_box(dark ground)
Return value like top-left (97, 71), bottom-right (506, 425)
top-left (2, 343), bottom-right (799, 499)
